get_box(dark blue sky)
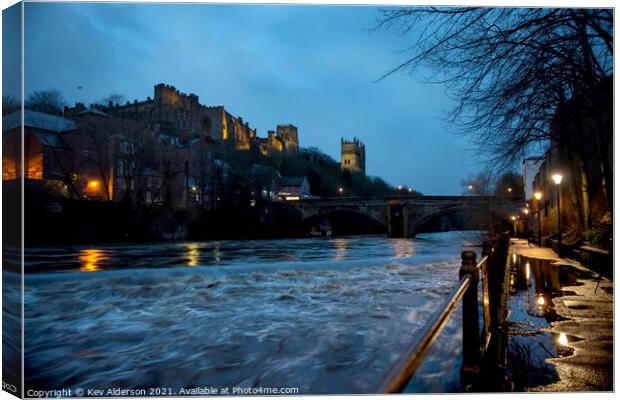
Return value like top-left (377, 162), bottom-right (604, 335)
top-left (19, 2), bottom-right (484, 194)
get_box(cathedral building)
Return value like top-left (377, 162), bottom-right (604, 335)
top-left (340, 137), bottom-right (365, 175)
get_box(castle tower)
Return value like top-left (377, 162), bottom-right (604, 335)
top-left (340, 137), bottom-right (365, 175)
top-left (276, 124), bottom-right (299, 152)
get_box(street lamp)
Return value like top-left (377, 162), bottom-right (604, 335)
top-left (507, 187), bottom-right (512, 194)
top-left (510, 215), bottom-right (517, 237)
top-left (522, 208), bottom-right (529, 240)
top-left (338, 187), bottom-right (344, 196)
top-left (534, 191), bottom-right (542, 246)
top-left (552, 174), bottom-right (563, 256)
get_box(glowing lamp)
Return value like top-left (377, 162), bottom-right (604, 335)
top-left (87, 180), bottom-right (99, 189)
top-left (534, 191), bottom-right (542, 200)
top-left (537, 295), bottom-right (545, 306)
top-left (552, 174), bottom-right (563, 185)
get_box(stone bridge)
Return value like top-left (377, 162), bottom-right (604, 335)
top-left (290, 195), bottom-right (524, 237)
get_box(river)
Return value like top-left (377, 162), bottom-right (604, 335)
top-left (19, 231), bottom-right (484, 394)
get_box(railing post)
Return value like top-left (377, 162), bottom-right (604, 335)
top-left (460, 250), bottom-right (480, 389)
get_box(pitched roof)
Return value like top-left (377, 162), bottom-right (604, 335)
top-left (3, 109), bottom-right (78, 133)
top-left (76, 108), bottom-right (110, 117)
top-left (33, 130), bottom-right (69, 149)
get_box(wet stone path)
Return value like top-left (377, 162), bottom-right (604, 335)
top-left (506, 239), bottom-right (613, 392)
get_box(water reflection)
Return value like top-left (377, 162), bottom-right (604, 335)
top-left (333, 238), bottom-right (349, 260)
top-left (392, 239), bottom-right (415, 258)
top-left (558, 332), bottom-right (568, 347)
top-left (213, 245), bottom-right (221, 262)
top-left (78, 249), bottom-right (110, 272)
top-left (186, 243), bottom-right (200, 267)
top-left (511, 254), bottom-right (586, 322)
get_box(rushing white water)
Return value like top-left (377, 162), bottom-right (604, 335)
top-left (21, 231), bottom-right (483, 394)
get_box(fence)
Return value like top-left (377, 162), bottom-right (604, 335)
top-left (380, 233), bottom-right (510, 393)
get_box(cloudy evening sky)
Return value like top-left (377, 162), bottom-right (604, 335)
top-left (11, 2), bottom-right (487, 194)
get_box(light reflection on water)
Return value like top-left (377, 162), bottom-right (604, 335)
top-left (23, 231), bottom-right (483, 394)
top-left (185, 243), bottom-right (200, 267)
top-left (393, 238), bottom-right (415, 258)
top-left (333, 238), bottom-right (348, 261)
top-left (78, 249), bottom-right (111, 272)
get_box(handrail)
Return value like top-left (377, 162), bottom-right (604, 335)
top-left (476, 255), bottom-right (489, 271)
top-left (380, 247), bottom-right (489, 393)
top-left (379, 274), bottom-right (473, 393)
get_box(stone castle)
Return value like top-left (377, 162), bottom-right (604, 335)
top-left (340, 137), bottom-right (365, 175)
top-left (65, 83), bottom-right (299, 154)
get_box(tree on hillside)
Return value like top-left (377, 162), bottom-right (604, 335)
top-left (461, 170), bottom-right (494, 196)
top-left (98, 93), bottom-right (127, 107)
top-left (26, 89), bottom-right (65, 115)
top-left (376, 8), bottom-right (613, 210)
top-left (494, 172), bottom-right (524, 197)
top-left (2, 94), bottom-right (20, 115)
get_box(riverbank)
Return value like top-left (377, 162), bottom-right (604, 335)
top-left (507, 238), bottom-right (613, 392)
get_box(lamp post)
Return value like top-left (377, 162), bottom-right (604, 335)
top-left (510, 215), bottom-right (517, 237)
top-left (534, 191), bottom-right (542, 246)
top-left (552, 174), bottom-right (563, 256)
top-left (523, 208), bottom-right (529, 240)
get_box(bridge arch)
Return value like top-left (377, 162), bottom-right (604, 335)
top-left (301, 207), bottom-right (387, 236)
top-left (408, 204), bottom-right (513, 237)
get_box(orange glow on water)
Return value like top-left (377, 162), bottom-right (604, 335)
top-left (79, 249), bottom-right (110, 272)
top-left (186, 243), bottom-right (200, 267)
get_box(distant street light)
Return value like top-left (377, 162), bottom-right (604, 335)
top-left (522, 208), bottom-right (529, 240)
top-left (408, 188), bottom-right (413, 193)
top-left (534, 191), bottom-right (543, 246)
top-left (397, 185), bottom-right (403, 191)
top-left (338, 187), bottom-right (344, 195)
top-left (507, 187), bottom-right (512, 193)
top-left (552, 174), bottom-right (563, 256)
top-left (468, 184), bottom-right (473, 190)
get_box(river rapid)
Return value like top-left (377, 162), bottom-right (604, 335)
top-left (20, 231), bottom-right (484, 394)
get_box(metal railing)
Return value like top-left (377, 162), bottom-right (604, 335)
top-left (379, 234), bottom-right (509, 393)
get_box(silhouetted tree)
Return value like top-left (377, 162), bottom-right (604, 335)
top-left (494, 172), bottom-right (524, 197)
top-left (461, 170), bottom-right (494, 196)
top-left (98, 93), bottom-right (126, 107)
top-left (2, 94), bottom-right (20, 115)
top-left (376, 7), bottom-right (613, 209)
top-left (26, 89), bottom-right (65, 115)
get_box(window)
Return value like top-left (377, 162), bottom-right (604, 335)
top-left (120, 142), bottom-right (134, 155)
top-left (116, 177), bottom-right (126, 191)
top-left (116, 160), bottom-right (126, 176)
